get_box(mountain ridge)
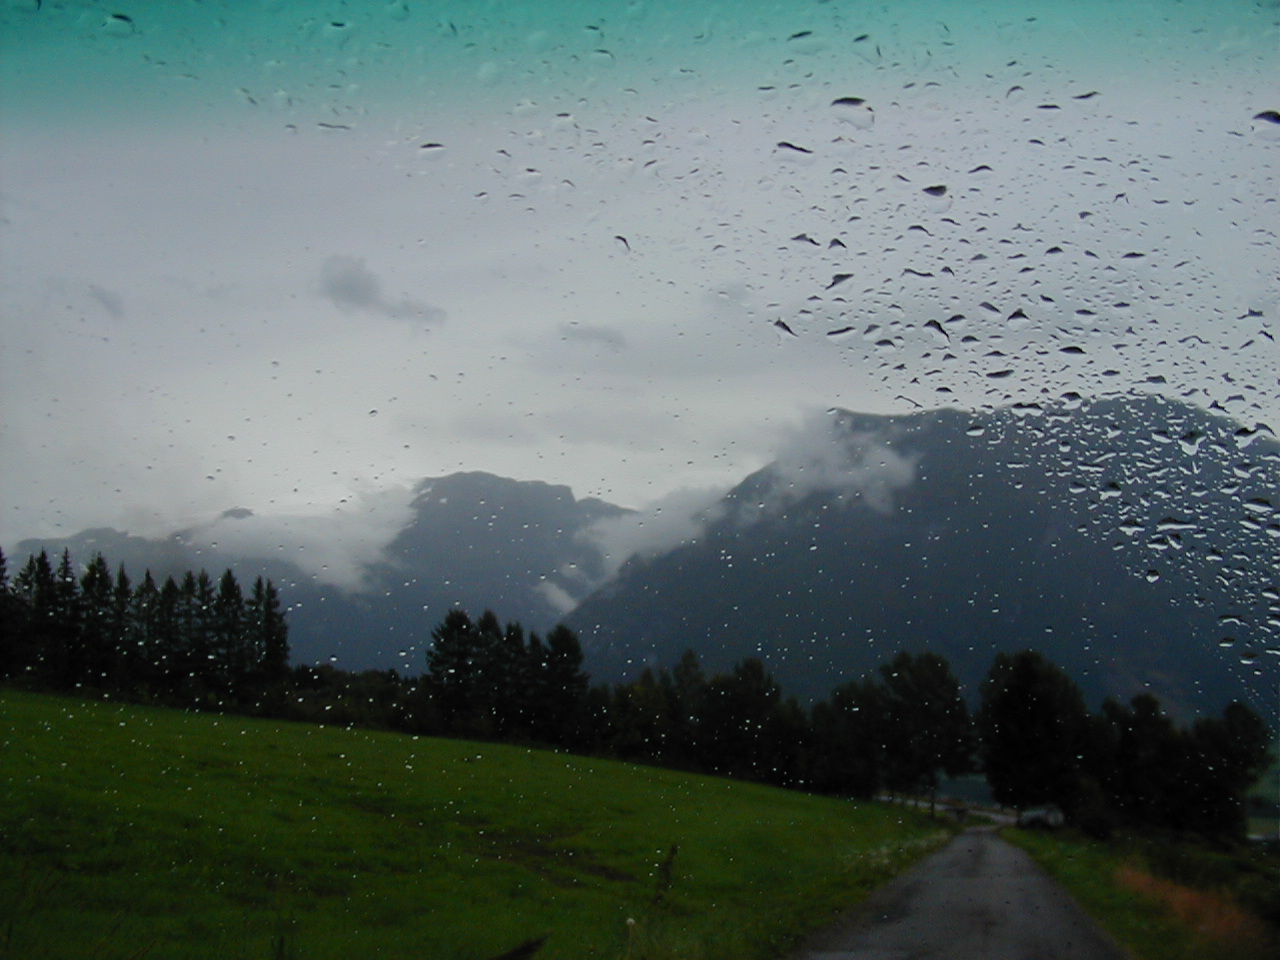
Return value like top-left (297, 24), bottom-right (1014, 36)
top-left (566, 395), bottom-right (1279, 715)
top-left (11, 395), bottom-right (1278, 717)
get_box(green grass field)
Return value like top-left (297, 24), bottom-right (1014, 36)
top-left (1007, 828), bottom-right (1279, 960)
top-left (0, 689), bottom-right (951, 960)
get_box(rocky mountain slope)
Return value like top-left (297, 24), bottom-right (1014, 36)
top-left (566, 396), bottom-right (1279, 713)
top-left (13, 396), bottom-right (1278, 715)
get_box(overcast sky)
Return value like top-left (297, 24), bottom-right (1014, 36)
top-left (1, 0), bottom-right (1277, 562)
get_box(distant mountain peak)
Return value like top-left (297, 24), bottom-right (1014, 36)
top-left (568, 394), bottom-right (1279, 718)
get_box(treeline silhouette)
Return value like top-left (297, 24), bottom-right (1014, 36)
top-left (1, 548), bottom-right (1271, 841)
top-left (1, 548), bottom-right (288, 709)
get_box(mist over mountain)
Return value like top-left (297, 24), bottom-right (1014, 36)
top-left (13, 473), bottom-right (626, 671)
top-left (12, 396), bottom-right (1278, 717)
top-left (567, 396), bottom-right (1279, 716)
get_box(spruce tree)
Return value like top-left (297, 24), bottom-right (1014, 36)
top-left (877, 652), bottom-right (974, 810)
top-left (212, 569), bottom-right (245, 698)
top-left (425, 609), bottom-right (486, 734)
top-left (130, 571), bottom-right (161, 694)
top-left (978, 650), bottom-right (1090, 816)
top-left (110, 565), bottom-right (134, 690)
top-left (0, 547), bottom-right (30, 679)
top-left (78, 553), bottom-right (116, 688)
top-left (250, 576), bottom-right (290, 695)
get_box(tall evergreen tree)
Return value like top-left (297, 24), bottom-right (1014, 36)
top-left (608, 668), bottom-right (675, 761)
top-left (645, 649), bottom-right (707, 767)
top-left (249, 576), bottom-right (290, 696)
top-left (876, 652), bottom-right (974, 810)
top-left (539, 624), bottom-right (590, 745)
top-left (129, 570), bottom-right (161, 693)
top-left (14, 551), bottom-right (61, 683)
top-left (806, 676), bottom-right (887, 799)
top-left (425, 609), bottom-right (498, 735)
top-left (0, 547), bottom-right (31, 679)
top-left (51, 550), bottom-right (82, 687)
top-left (109, 565), bottom-right (134, 689)
top-left (78, 553), bottom-right (116, 688)
top-left (697, 657), bottom-right (798, 785)
top-left (212, 569), bottom-right (245, 697)
top-left (978, 650), bottom-right (1090, 816)
top-left (154, 575), bottom-right (184, 690)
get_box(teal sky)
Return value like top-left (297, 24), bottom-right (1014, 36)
top-left (0, 0), bottom-right (1277, 580)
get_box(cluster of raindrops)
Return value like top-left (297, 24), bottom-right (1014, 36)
top-left (965, 396), bottom-right (1280, 677)
top-left (4, 1), bottom-right (1275, 687)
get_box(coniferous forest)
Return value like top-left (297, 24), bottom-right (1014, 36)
top-left (0, 547), bottom-right (1271, 843)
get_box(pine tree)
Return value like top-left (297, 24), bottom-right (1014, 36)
top-left (425, 609), bottom-right (486, 734)
top-left (0, 547), bottom-right (30, 679)
top-left (14, 551), bottom-right (60, 684)
top-left (806, 676), bottom-right (886, 798)
top-left (978, 650), bottom-right (1090, 816)
top-left (109, 565), bottom-right (134, 690)
top-left (607, 668), bottom-right (676, 761)
top-left (78, 553), bottom-right (116, 688)
top-left (698, 657), bottom-right (791, 783)
top-left (154, 575), bottom-right (183, 693)
top-left (129, 571), bottom-right (161, 694)
top-left (212, 569), bottom-right (245, 698)
top-left (52, 550), bottom-right (83, 687)
top-left (249, 576), bottom-right (290, 696)
top-left (540, 624), bottom-right (590, 745)
top-left (877, 651), bottom-right (974, 811)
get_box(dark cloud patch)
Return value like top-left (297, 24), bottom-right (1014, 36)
top-left (319, 255), bottom-right (445, 325)
top-left (87, 284), bottom-right (124, 319)
top-left (320, 255), bottom-right (381, 311)
top-left (559, 322), bottom-right (626, 352)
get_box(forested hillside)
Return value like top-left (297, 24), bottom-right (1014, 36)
top-left (2, 546), bottom-right (1270, 841)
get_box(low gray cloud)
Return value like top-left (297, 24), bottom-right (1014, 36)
top-left (181, 485), bottom-right (418, 591)
top-left (582, 485), bottom-right (729, 581)
top-left (86, 284), bottom-right (124, 319)
top-left (762, 411), bottom-right (919, 516)
top-left (559, 322), bottom-right (626, 352)
top-left (577, 411), bottom-right (920, 588)
top-left (319, 255), bottom-right (445, 325)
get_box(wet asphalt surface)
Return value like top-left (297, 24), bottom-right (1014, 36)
top-left (789, 827), bottom-right (1130, 960)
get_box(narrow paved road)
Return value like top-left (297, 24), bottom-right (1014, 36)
top-left (790, 828), bottom-right (1129, 960)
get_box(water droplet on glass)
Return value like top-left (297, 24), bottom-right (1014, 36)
top-left (1251, 110), bottom-right (1280, 141)
top-left (831, 97), bottom-right (874, 129)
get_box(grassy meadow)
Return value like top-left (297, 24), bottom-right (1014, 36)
top-left (0, 688), bottom-right (951, 960)
top-left (1008, 828), bottom-right (1280, 960)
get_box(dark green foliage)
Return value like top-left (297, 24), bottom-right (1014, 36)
top-left (248, 576), bottom-right (290, 699)
top-left (876, 652), bottom-right (974, 802)
top-left (1, 549), bottom-right (289, 710)
top-left (1083, 693), bottom-right (1273, 839)
top-left (600, 649), bottom-right (706, 769)
top-left (698, 657), bottom-right (803, 785)
top-left (423, 608), bottom-right (589, 745)
top-left (977, 650), bottom-right (1091, 814)
top-left (974, 650), bottom-right (1273, 840)
top-left (806, 678), bottom-right (884, 798)
top-left (802, 653), bottom-right (974, 803)
top-left (3, 545), bottom-right (1270, 838)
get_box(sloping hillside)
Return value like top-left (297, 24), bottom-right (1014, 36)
top-left (0, 689), bottom-right (947, 960)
